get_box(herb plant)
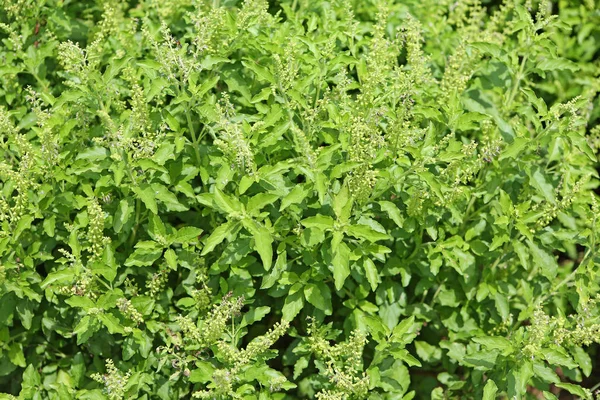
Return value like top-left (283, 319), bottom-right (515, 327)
top-left (1, 0), bottom-right (599, 399)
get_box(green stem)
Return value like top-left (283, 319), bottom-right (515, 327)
top-left (539, 212), bottom-right (596, 304)
top-left (186, 108), bottom-right (201, 165)
top-left (506, 53), bottom-right (528, 110)
top-left (128, 198), bottom-right (142, 247)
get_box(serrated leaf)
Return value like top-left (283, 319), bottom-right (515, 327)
top-left (379, 201), bottom-right (404, 228)
top-left (113, 199), bottom-right (132, 233)
top-left (537, 58), bottom-right (579, 72)
top-left (500, 137), bottom-right (529, 160)
top-left (527, 240), bottom-right (558, 281)
top-left (188, 362), bottom-right (215, 383)
top-left (533, 361), bottom-right (560, 384)
top-left (470, 42), bottom-right (502, 57)
top-left (543, 348), bottom-right (578, 369)
top-left (472, 336), bottom-right (513, 354)
top-left (241, 306), bottom-right (271, 327)
top-left (124, 247), bottom-right (163, 267)
top-left (332, 242), bottom-right (350, 291)
top-left (152, 183), bottom-right (188, 212)
top-left (164, 248), bottom-right (177, 270)
top-left (261, 251), bottom-right (286, 289)
top-left (572, 346), bottom-right (592, 377)
top-left (528, 167), bottom-right (556, 203)
top-left (97, 313), bottom-right (124, 334)
top-left (282, 285), bottom-right (304, 321)
top-left (173, 226), bottom-right (203, 244)
top-left (301, 215), bottom-right (335, 230)
top-left (280, 184), bottom-right (308, 211)
top-left (345, 224), bottom-right (389, 242)
top-left (242, 219), bottom-right (273, 270)
top-left (555, 383), bottom-right (591, 399)
top-left (134, 184), bottom-right (158, 214)
top-left (363, 258), bottom-right (380, 291)
top-left (201, 221), bottom-right (234, 255)
top-left (304, 282), bottom-right (332, 315)
top-left (482, 379), bottom-right (498, 400)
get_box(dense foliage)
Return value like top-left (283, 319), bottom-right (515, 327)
top-left (1, 0), bottom-right (600, 398)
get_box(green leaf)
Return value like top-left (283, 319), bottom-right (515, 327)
top-left (528, 167), bottom-right (556, 203)
top-left (500, 137), bottom-right (529, 160)
top-left (113, 199), bottom-right (132, 233)
top-left (482, 379), bottom-right (498, 400)
top-left (76, 147), bottom-right (109, 161)
top-left (201, 221), bottom-right (235, 255)
top-left (13, 215), bottom-right (34, 243)
top-left (124, 246), bottom-right (163, 267)
top-left (134, 184), bottom-right (158, 214)
top-left (554, 383), bottom-right (590, 399)
top-left (572, 346), bottom-right (592, 377)
top-left (8, 343), bottom-right (26, 367)
top-left (148, 214), bottom-right (166, 241)
top-left (332, 242), bottom-right (350, 291)
top-left (537, 58), bottom-right (579, 72)
top-left (470, 42), bottom-right (503, 57)
top-left (173, 226), bottom-right (203, 244)
top-left (543, 348), bottom-right (578, 369)
top-left (333, 184), bottom-right (352, 222)
top-left (188, 362), bottom-right (215, 383)
top-left (261, 251), bottom-right (286, 289)
top-left (280, 184), bottom-right (309, 211)
top-left (247, 193), bottom-right (279, 215)
top-left (65, 296), bottom-right (96, 310)
top-left (213, 187), bottom-right (243, 214)
top-left (164, 248), bottom-right (177, 270)
top-left (241, 306), bottom-right (271, 327)
top-left (391, 316), bottom-right (417, 343)
top-left (282, 285), bottom-right (304, 321)
top-left (389, 348), bottom-right (421, 367)
top-left (15, 301), bottom-right (34, 330)
top-left (567, 132), bottom-right (597, 162)
top-left (43, 215), bottom-right (56, 237)
top-left (242, 60), bottom-right (274, 83)
top-left (472, 336), bottom-right (513, 354)
top-left (41, 269), bottom-right (75, 289)
top-left (152, 183), bottom-right (188, 212)
top-left (533, 361), bottom-right (560, 384)
top-left (379, 201), bottom-right (404, 228)
top-left (242, 219), bottom-right (273, 270)
top-left (345, 224), bottom-right (389, 242)
top-left (195, 75), bottom-right (219, 97)
top-left (97, 313), bottom-right (124, 334)
top-left (527, 240), bottom-right (558, 281)
top-left (493, 292), bottom-right (510, 320)
top-left (20, 364), bottom-right (42, 397)
top-left (363, 258), bottom-right (380, 291)
top-left (304, 282), bottom-right (332, 315)
top-left (301, 215), bottom-right (335, 230)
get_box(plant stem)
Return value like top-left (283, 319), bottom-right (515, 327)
top-left (506, 54), bottom-right (528, 110)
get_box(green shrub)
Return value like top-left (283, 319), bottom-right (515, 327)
top-left (1, 0), bottom-right (600, 399)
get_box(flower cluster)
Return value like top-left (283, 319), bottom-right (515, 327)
top-left (533, 176), bottom-right (586, 229)
top-left (0, 264), bottom-right (5, 286)
top-left (91, 359), bottom-right (131, 400)
top-left (0, 134), bottom-right (38, 226)
top-left (143, 22), bottom-right (198, 84)
top-left (86, 198), bottom-right (110, 261)
top-left (117, 298), bottom-right (144, 325)
top-left (146, 268), bottom-right (169, 297)
top-left (213, 94), bottom-right (256, 176)
top-left (522, 297), bottom-right (600, 359)
top-left (307, 319), bottom-right (369, 399)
